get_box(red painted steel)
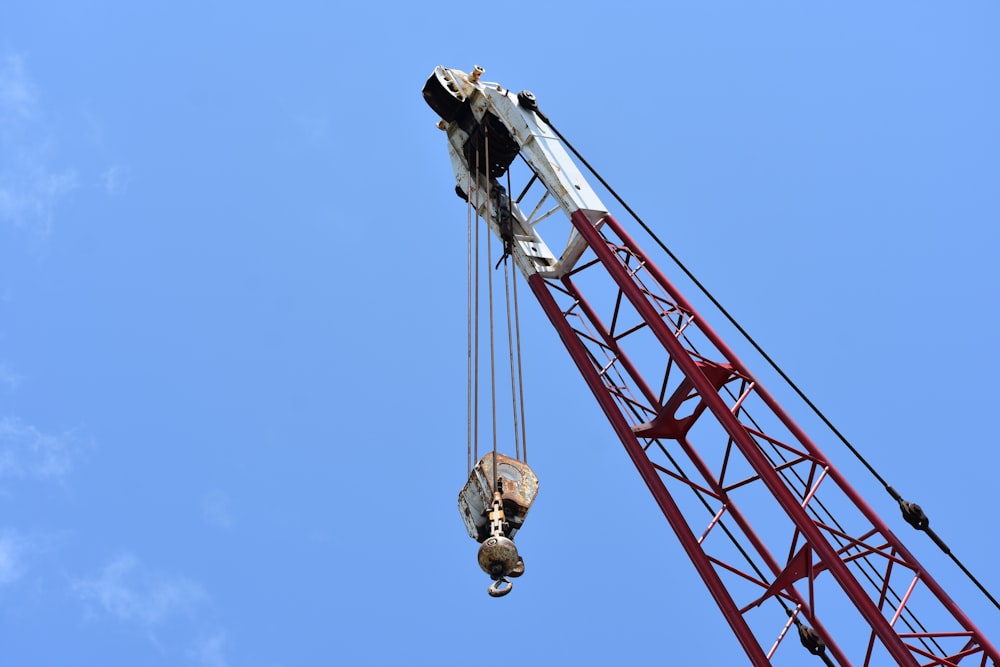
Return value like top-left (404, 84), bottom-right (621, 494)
top-left (521, 208), bottom-right (999, 665)
top-left (426, 63), bottom-right (998, 665)
top-left (529, 271), bottom-right (776, 665)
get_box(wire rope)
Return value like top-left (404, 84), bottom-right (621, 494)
top-left (502, 171), bottom-right (529, 463)
top-left (484, 127), bottom-right (499, 493)
top-left (536, 108), bottom-right (1000, 615)
top-left (467, 168), bottom-right (475, 475)
top-left (506, 170), bottom-right (529, 463)
top-left (582, 312), bottom-right (831, 661)
top-left (512, 257), bottom-right (528, 463)
top-left (503, 258), bottom-right (521, 461)
top-left (466, 127), bottom-right (533, 492)
top-left (473, 151), bottom-right (482, 471)
top-left (669, 312), bottom-right (943, 655)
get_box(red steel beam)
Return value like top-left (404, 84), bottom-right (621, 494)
top-left (588, 210), bottom-right (998, 664)
top-left (528, 270), bottom-right (774, 666)
top-left (521, 208), bottom-right (999, 665)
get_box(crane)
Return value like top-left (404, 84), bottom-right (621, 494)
top-left (422, 64), bottom-right (998, 666)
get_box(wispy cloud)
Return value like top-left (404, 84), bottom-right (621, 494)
top-left (0, 363), bottom-right (21, 392)
top-left (0, 167), bottom-right (77, 231)
top-left (0, 55), bottom-right (35, 120)
top-left (188, 632), bottom-right (229, 667)
top-left (72, 553), bottom-right (229, 665)
top-left (0, 530), bottom-right (24, 586)
top-left (0, 53), bottom-right (77, 235)
top-left (101, 164), bottom-right (130, 195)
top-left (201, 492), bottom-right (233, 529)
top-left (0, 417), bottom-right (78, 480)
top-left (72, 553), bottom-right (208, 627)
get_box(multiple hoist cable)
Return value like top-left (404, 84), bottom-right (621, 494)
top-left (503, 227), bottom-right (529, 464)
top-left (532, 107), bottom-right (1000, 616)
top-left (459, 131), bottom-right (536, 598)
top-left (465, 141), bottom-right (530, 478)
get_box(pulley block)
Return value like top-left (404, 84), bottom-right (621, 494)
top-left (458, 452), bottom-right (538, 597)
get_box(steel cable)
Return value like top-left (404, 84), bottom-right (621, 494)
top-left (534, 108), bottom-right (1000, 614)
top-left (503, 259), bottom-right (522, 461)
top-left (484, 130), bottom-right (499, 493)
top-left (467, 169), bottom-right (475, 475)
top-left (506, 171), bottom-right (528, 463)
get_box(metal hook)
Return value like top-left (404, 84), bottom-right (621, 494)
top-left (488, 577), bottom-right (513, 598)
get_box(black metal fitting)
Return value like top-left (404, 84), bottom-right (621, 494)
top-left (900, 500), bottom-right (929, 531)
top-left (517, 90), bottom-right (538, 112)
top-left (798, 623), bottom-right (826, 656)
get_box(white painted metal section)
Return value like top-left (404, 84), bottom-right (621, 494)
top-left (436, 66), bottom-right (609, 278)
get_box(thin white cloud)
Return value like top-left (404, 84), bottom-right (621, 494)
top-left (0, 529), bottom-right (60, 588)
top-left (73, 553), bottom-right (229, 666)
top-left (0, 531), bottom-right (23, 586)
top-left (189, 632), bottom-right (229, 667)
top-left (72, 553), bottom-right (208, 627)
top-left (201, 492), bottom-right (233, 529)
top-left (0, 363), bottom-right (20, 392)
top-left (0, 54), bottom-right (36, 120)
top-left (0, 416), bottom-right (78, 480)
top-left (0, 53), bottom-right (77, 235)
top-left (101, 164), bottom-right (130, 195)
top-left (0, 167), bottom-right (77, 230)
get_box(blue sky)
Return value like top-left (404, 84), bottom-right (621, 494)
top-left (1, 2), bottom-right (998, 665)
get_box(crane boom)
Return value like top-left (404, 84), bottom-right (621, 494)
top-left (424, 65), bottom-right (998, 666)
